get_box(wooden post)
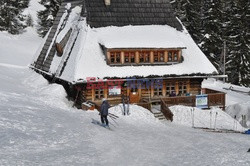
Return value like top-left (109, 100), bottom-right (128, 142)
top-left (150, 51), bottom-right (154, 64)
top-left (150, 83), bottom-right (154, 98)
top-left (187, 79), bottom-right (190, 93)
top-left (164, 50), bottom-right (168, 63)
top-left (104, 82), bottom-right (108, 99)
top-left (175, 81), bottom-right (178, 95)
top-left (121, 51), bottom-right (125, 64)
top-left (162, 80), bottom-right (166, 97)
top-left (91, 88), bottom-right (95, 101)
top-left (178, 50), bottom-right (181, 62)
top-left (106, 51), bottom-right (111, 65)
top-left (138, 83), bottom-right (142, 100)
top-left (135, 51), bottom-right (139, 64)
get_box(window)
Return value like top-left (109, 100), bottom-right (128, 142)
top-left (178, 82), bottom-right (187, 95)
top-left (168, 50), bottom-right (179, 62)
top-left (124, 52), bottom-right (135, 63)
top-left (95, 88), bottom-right (104, 99)
top-left (153, 79), bottom-right (163, 96)
top-left (154, 87), bottom-right (163, 96)
top-left (174, 52), bottom-right (178, 61)
top-left (139, 51), bottom-right (150, 63)
top-left (168, 52), bottom-right (173, 61)
top-left (153, 51), bottom-right (164, 62)
top-left (110, 52), bottom-right (121, 64)
top-left (166, 82), bottom-right (176, 96)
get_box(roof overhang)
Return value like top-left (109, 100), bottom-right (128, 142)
top-left (72, 74), bottom-right (228, 85)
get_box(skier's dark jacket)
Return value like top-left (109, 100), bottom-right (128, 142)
top-left (100, 100), bottom-right (110, 116)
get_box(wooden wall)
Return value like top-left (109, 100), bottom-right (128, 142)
top-left (79, 78), bottom-right (203, 103)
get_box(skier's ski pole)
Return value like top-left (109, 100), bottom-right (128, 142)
top-left (214, 112), bottom-right (218, 130)
top-left (210, 111), bottom-right (212, 129)
top-left (109, 115), bottom-right (119, 126)
top-left (192, 108), bottom-right (195, 128)
top-left (109, 113), bottom-right (119, 118)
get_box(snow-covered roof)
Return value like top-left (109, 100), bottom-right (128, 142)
top-left (32, 1), bottom-right (218, 83)
top-left (98, 25), bottom-right (186, 49)
top-left (59, 22), bottom-right (218, 83)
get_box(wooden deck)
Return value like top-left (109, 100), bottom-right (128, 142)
top-left (141, 88), bottom-right (226, 110)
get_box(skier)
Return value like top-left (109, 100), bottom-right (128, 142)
top-left (100, 98), bottom-right (110, 127)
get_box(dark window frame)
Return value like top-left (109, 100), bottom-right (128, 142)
top-left (110, 52), bottom-right (121, 64)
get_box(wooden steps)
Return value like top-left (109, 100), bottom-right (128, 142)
top-left (153, 112), bottom-right (167, 121)
top-left (33, 0), bottom-right (83, 73)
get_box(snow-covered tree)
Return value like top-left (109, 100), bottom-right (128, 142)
top-left (226, 0), bottom-right (250, 86)
top-left (37, 0), bottom-right (61, 37)
top-left (172, 0), bottom-right (250, 86)
top-left (201, 0), bottom-right (224, 68)
top-left (0, 0), bottom-right (29, 34)
top-left (26, 14), bottom-right (34, 27)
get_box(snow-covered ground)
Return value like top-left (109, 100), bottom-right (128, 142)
top-left (203, 78), bottom-right (250, 128)
top-left (170, 106), bottom-right (245, 132)
top-left (0, 65), bottom-right (250, 165)
top-left (0, 1), bottom-right (250, 165)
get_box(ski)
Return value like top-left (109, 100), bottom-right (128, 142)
top-left (91, 119), bottom-right (113, 130)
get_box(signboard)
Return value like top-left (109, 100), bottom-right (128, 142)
top-left (109, 86), bottom-right (121, 96)
top-left (196, 94), bottom-right (208, 109)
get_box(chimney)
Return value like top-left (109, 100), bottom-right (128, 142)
top-left (104, 0), bottom-right (111, 6)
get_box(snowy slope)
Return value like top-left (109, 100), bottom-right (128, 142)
top-left (1, 66), bottom-right (250, 166)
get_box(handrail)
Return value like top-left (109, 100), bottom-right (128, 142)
top-left (160, 98), bottom-right (173, 121)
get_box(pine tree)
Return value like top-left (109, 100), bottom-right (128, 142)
top-left (26, 14), bottom-right (34, 27)
top-left (172, 0), bottom-right (250, 86)
top-left (226, 0), bottom-right (250, 86)
top-left (201, 0), bottom-right (224, 69)
top-left (171, 0), bottom-right (204, 44)
top-left (0, 0), bottom-right (30, 34)
top-left (37, 0), bottom-right (61, 37)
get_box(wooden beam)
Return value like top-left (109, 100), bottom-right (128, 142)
top-left (178, 50), bottom-right (181, 62)
top-left (121, 51), bottom-right (124, 64)
top-left (150, 51), bottom-right (154, 64)
top-left (91, 88), bottom-right (95, 101)
top-left (106, 51), bottom-right (111, 65)
top-left (164, 50), bottom-right (168, 63)
top-left (135, 51), bottom-right (139, 64)
top-left (162, 80), bottom-right (166, 97)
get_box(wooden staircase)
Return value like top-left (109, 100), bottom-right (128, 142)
top-left (153, 111), bottom-right (167, 121)
top-left (33, 0), bottom-right (83, 72)
top-left (151, 105), bottom-right (167, 121)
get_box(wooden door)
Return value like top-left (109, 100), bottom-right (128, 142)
top-left (129, 88), bottom-right (140, 103)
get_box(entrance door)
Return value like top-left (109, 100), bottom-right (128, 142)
top-left (129, 87), bottom-right (140, 103)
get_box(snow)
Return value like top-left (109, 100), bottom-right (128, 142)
top-left (22, 0), bottom-right (45, 27)
top-left (1, 65), bottom-right (250, 165)
top-left (50, 6), bottom-right (82, 74)
top-left (203, 78), bottom-right (250, 128)
top-left (0, 1), bottom-right (250, 165)
top-left (0, 27), bottom-right (42, 66)
top-left (59, 24), bottom-right (218, 82)
top-left (98, 25), bottom-right (185, 49)
top-left (39, 5), bottom-right (218, 82)
top-left (170, 106), bottom-right (245, 132)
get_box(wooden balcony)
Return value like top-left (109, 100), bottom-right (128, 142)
top-left (142, 88), bottom-right (226, 110)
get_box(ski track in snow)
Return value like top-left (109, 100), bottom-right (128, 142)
top-left (0, 65), bottom-right (250, 166)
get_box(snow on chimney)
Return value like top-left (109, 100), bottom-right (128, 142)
top-left (104, 0), bottom-right (111, 6)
